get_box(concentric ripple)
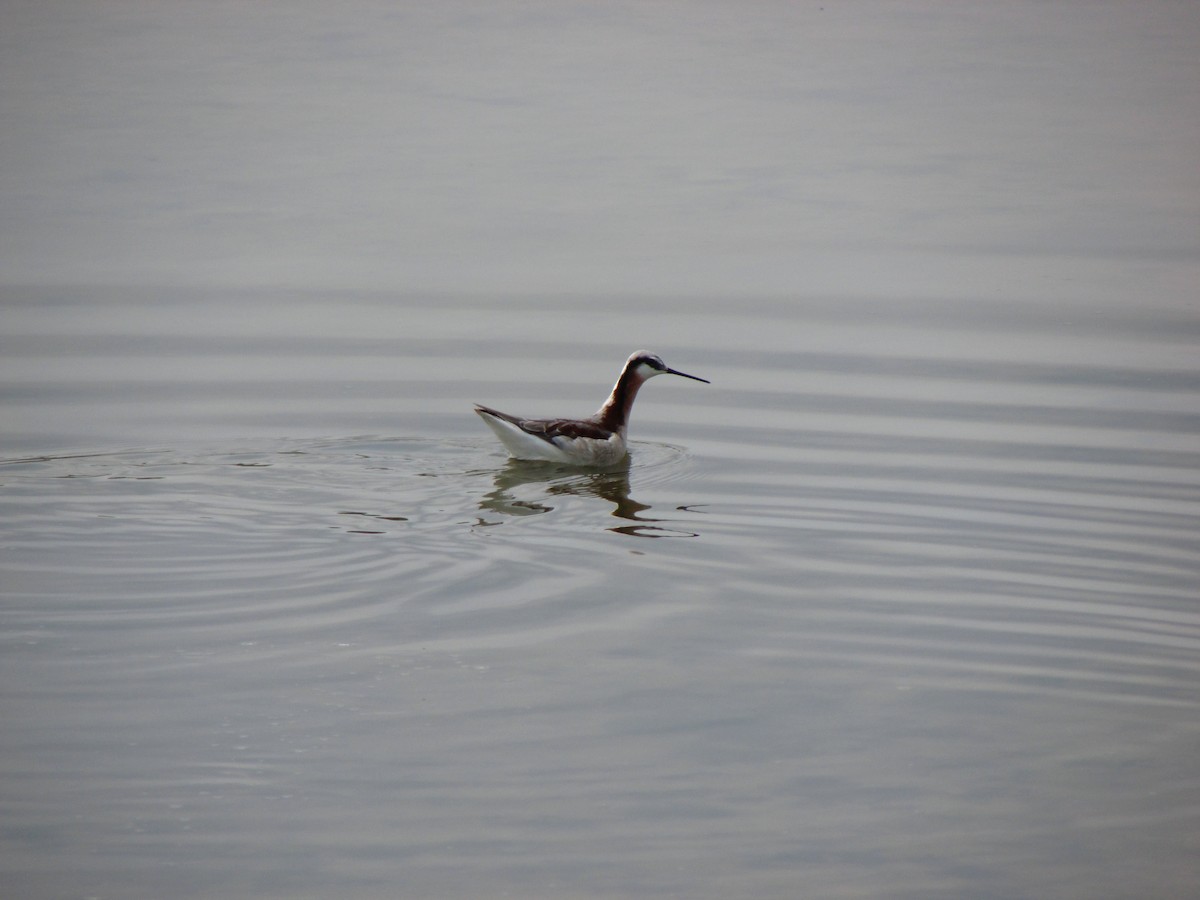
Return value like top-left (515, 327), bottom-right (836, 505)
top-left (0, 434), bottom-right (713, 668)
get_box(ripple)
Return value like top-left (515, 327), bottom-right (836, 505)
top-left (3, 301), bottom-right (1198, 709)
top-left (585, 331), bottom-right (1200, 712)
top-left (0, 434), bottom-right (715, 669)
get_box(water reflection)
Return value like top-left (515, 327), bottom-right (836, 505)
top-left (477, 458), bottom-right (699, 538)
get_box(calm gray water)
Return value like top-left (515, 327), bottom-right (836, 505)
top-left (3, 3), bottom-right (1199, 900)
top-left (4, 290), bottom-right (1198, 900)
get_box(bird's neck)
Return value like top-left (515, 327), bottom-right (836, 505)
top-left (595, 368), bottom-right (644, 433)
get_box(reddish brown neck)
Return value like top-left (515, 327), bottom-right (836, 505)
top-left (595, 366), bottom-right (645, 433)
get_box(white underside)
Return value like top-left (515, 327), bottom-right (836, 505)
top-left (476, 411), bottom-right (628, 465)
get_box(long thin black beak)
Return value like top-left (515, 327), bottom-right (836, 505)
top-left (666, 367), bottom-right (710, 384)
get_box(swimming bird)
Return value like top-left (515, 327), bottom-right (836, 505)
top-left (475, 350), bottom-right (710, 465)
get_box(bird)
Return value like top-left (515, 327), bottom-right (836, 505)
top-left (475, 350), bottom-right (710, 465)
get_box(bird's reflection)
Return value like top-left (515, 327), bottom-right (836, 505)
top-left (477, 458), bottom-right (698, 537)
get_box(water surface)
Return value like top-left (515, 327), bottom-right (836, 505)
top-left (4, 290), bottom-right (1199, 900)
top-left (2, 2), bottom-right (1199, 898)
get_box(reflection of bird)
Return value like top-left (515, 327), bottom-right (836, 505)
top-left (477, 457), bottom-right (639, 519)
top-left (475, 351), bottom-right (709, 465)
top-left (476, 457), bottom-right (698, 538)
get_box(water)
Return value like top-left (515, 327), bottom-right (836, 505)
top-left (3, 3), bottom-right (1200, 899)
top-left (3, 290), bottom-right (1198, 899)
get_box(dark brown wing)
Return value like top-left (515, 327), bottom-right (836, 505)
top-left (533, 418), bottom-right (613, 441)
top-left (474, 405), bottom-right (612, 444)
